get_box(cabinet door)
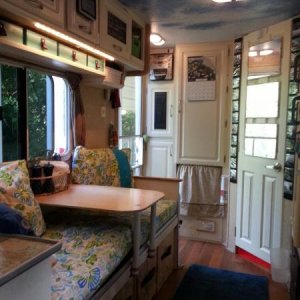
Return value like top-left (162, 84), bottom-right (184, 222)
top-left (66, 0), bottom-right (100, 45)
top-left (0, 0), bottom-right (65, 28)
top-left (177, 42), bottom-right (230, 166)
top-left (146, 140), bottom-right (174, 178)
top-left (147, 84), bottom-right (174, 137)
top-left (130, 14), bottom-right (145, 70)
top-left (99, 0), bottom-right (130, 60)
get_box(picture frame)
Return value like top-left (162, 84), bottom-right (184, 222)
top-left (149, 49), bottom-right (174, 81)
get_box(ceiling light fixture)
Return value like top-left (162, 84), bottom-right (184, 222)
top-left (248, 51), bottom-right (258, 57)
top-left (259, 49), bottom-right (274, 56)
top-left (34, 22), bottom-right (115, 61)
top-left (212, 0), bottom-right (243, 2)
top-left (248, 49), bottom-right (274, 57)
top-left (150, 33), bottom-right (165, 46)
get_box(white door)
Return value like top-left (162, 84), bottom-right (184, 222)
top-left (236, 21), bottom-right (291, 263)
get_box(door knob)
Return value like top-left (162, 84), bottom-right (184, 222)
top-left (265, 162), bottom-right (282, 172)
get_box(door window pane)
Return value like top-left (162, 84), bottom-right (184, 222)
top-left (245, 124), bottom-right (277, 138)
top-left (154, 92), bottom-right (167, 130)
top-left (246, 82), bottom-right (279, 118)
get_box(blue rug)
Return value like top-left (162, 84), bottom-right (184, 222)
top-left (173, 264), bottom-right (269, 300)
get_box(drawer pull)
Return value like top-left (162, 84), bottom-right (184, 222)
top-left (40, 38), bottom-right (48, 50)
top-left (141, 267), bottom-right (156, 288)
top-left (161, 245), bottom-right (172, 261)
top-left (113, 44), bottom-right (122, 52)
top-left (95, 60), bottom-right (100, 69)
top-left (79, 25), bottom-right (91, 34)
top-left (72, 51), bottom-right (78, 62)
top-left (24, 0), bottom-right (44, 9)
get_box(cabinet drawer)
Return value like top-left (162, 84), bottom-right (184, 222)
top-left (26, 30), bottom-right (57, 55)
top-left (157, 229), bottom-right (175, 291)
top-left (1, 0), bottom-right (65, 28)
top-left (180, 215), bottom-right (223, 243)
top-left (112, 276), bottom-right (133, 300)
top-left (59, 45), bottom-right (87, 67)
top-left (138, 256), bottom-right (157, 300)
top-left (87, 56), bottom-right (105, 74)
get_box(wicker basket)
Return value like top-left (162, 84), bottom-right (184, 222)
top-left (30, 170), bottom-right (69, 195)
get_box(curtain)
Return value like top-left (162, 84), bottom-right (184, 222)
top-left (65, 72), bottom-right (86, 147)
top-left (177, 164), bottom-right (225, 218)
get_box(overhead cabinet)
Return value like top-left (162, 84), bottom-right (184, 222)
top-left (66, 0), bottom-right (100, 46)
top-left (100, 0), bottom-right (131, 61)
top-left (0, 0), bottom-right (65, 28)
top-left (0, 0), bottom-right (146, 78)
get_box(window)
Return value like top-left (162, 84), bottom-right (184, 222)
top-left (0, 64), bottom-right (70, 162)
top-left (119, 76), bottom-right (143, 167)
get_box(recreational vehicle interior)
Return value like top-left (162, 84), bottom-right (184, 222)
top-left (0, 0), bottom-right (300, 299)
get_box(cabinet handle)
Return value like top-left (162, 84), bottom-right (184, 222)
top-left (40, 38), bottom-right (48, 50)
top-left (161, 245), bottom-right (172, 260)
top-left (79, 25), bottom-right (91, 34)
top-left (72, 51), bottom-right (78, 62)
top-left (178, 100), bottom-right (182, 113)
top-left (141, 267), bottom-right (156, 288)
top-left (24, 0), bottom-right (44, 9)
top-left (113, 44), bottom-right (123, 52)
top-left (170, 104), bottom-right (174, 118)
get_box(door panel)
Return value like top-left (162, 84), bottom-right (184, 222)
top-left (236, 20), bottom-right (291, 263)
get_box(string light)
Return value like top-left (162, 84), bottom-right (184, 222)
top-left (34, 22), bottom-right (115, 61)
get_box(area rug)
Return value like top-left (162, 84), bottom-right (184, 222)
top-left (173, 264), bottom-right (269, 300)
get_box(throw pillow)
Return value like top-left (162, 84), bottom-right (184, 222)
top-left (0, 160), bottom-right (46, 236)
top-left (0, 203), bottom-right (34, 235)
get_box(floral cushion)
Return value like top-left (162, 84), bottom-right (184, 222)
top-left (42, 210), bottom-right (132, 300)
top-left (72, 146), bottom-right (133, 187)
top-left (0, 160), bottom-right (46, 236)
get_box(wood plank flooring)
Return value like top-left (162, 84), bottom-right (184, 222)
top-left (156, 238), bottom-right (288, 300)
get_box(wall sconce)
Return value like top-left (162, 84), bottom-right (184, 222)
top-left (150, 33), bottom-right (165, 46)
top-left (0, 22), bottom-right (7, 36)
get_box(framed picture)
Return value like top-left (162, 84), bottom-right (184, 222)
top-left (149, 49), bottom-right (174, 81)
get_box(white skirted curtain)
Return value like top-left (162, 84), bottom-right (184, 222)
top-left (177, 165), bottom-right (225, 218)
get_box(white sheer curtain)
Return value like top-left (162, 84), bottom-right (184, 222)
top-left (177, 165), bottom-right (225, 218)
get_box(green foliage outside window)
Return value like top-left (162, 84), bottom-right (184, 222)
top-left (121, 111), bottom-right (136, 136)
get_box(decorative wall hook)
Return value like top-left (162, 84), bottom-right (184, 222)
top-left (0, 22), bottom-right (7, 36)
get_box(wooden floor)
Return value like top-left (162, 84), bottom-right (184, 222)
top-left (156, 238), bottom-right (288, 300)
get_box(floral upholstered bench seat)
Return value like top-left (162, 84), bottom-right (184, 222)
top-left (71, 146), bottom-right (178, 234)
top-left (42, 209), bottom-right (132, 300)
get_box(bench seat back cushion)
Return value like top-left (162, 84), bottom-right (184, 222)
top-left (72, 146), bottom-right (132, 187)
top-left (0, 160), bottom-right (46, 236)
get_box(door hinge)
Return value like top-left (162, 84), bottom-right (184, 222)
top-left (225, 120), bottom-right (228, 128)
top-left (224, 155), bottom-right (226, 163)
top-left (234, 226), bottom-right (236, 237)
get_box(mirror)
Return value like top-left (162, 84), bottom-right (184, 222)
top-left (244, 38), bottom-right (282, 159)
top-left (248, 38), bottom-right (281, 78)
